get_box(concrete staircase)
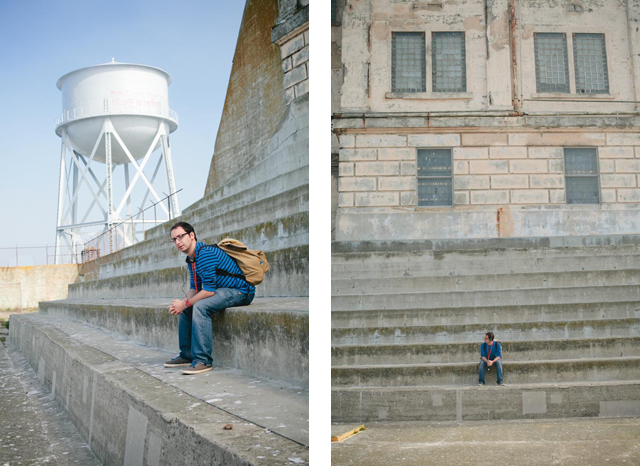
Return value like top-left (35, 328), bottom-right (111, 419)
top-left (8, 99), bottom-right (309, 464)
top-left (331, 237), bottom-right (640, 423)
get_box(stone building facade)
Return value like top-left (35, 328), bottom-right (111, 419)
top-left (332, 0), bottom-right (640, 242)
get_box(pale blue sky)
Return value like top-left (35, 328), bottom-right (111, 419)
top-left (0, 0), bottom-right (245, 265)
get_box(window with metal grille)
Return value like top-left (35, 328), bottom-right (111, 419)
top-left (573, 33), bottom-right (609, 94)
top-left (432, 32), bottom-right (466, 92)
top-left (564, 148), bottom-right (600, 204)
top-left (392, 32), bottom-right (426, 92)
top-left (331, 0), bottom-right (337, 26)
top-left (534, 33), bottom-right (570, 93)
top-left (417, 149), bottom-right (453, 206)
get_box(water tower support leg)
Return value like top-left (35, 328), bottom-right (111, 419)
top-left (161, 134), bottom-right (180, 218)
top-left (54, 133), bottom-right (68, 264)
top-left (105, 131), bottom-right (114, 254)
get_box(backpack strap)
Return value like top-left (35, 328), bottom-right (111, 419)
top-left (207, 244), bottom-right (247, 281)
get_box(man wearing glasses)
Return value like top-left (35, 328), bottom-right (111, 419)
top-left (164, 222), bottom-right (255, 374)
top-left (478, 332), bottom-right (505, 386)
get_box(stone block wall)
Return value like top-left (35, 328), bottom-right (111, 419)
top-left (278, 27), bottom-right (309, 105)
top-left (338, 131), bottom-right (640, 209)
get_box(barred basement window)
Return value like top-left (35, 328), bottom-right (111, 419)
top-left (331, 0), bottom-right (337, 26)
top-left (534, 33), bottom-right (570, 93)
top-left (564, 148), bottom-right (600, 204)
top-left (417, 149), bottom-right (453, 206)
top-left (432, 32), bottom-right (466, 92)
top-left (573, 33), bottom-right (609, 94)
top-left (392, 32), bottom-right (426, 92)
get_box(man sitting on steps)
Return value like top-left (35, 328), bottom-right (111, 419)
top-left (479, 331), bottom-right (505, 386)
top-left (164, 221), bottom-right (255, 375)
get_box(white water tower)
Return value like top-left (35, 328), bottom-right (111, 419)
top-left (54, 61), bottom-right (181, 263)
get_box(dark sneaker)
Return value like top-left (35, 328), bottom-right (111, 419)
top-left (164, 356), bottom-right (191, 367)
top-left (182, 363), bottom-right (213, 375)
top-left (498, 382), bottom-right (506, 386)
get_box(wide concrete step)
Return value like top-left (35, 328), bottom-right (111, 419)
top-left (331, 381), bottom-right (640, 422)
top-left (40, 297), bottom-right (309, 388)
top-left (332, 337), bottom-right (640, 366)
top-left (332, 247), bottom-right (640, 280)
top-left (72, 244), bottom-right (309, 299)
top-left (331, 357), bottom-right (640, 387)
top-left (99, 209), bottom-right (308, 280)
top-left (143, 166), bottom-right (309, 243)
top-left (331, 301), bottom-right (640, 329)
top-left (331, 284), bottom-right (640, 311)
top-left (331, 318), bottom-right (640, 346)
top-left (9, 313), bottom-right (309, 464)
top-left (332, 268), bottom-right (640, 295)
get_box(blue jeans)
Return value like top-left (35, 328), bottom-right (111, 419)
top-left (178, 288), bottom-right (254, 366)
top-left (479, 359), bottom-right (503, 384)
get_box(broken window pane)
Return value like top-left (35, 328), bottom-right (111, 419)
top-left (392, 32), bottom-right (426, 92)
top-left (574, 33), bottom-right (609, 94)
top-left (432, 32), bottom-right (466, 92)
top-left (534, 33), bottom-right (570, 93)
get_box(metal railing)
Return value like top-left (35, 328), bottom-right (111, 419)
top-left (0, 244), bottom-right (79, 267)
top-left (1, 190), bottom-right (182, 266)
top-left (81, 189), bottom-right (182, 262)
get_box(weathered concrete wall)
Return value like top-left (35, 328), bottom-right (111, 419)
top-left (333, 0), bottom-right (640, 241)
top-left (0, 265), bottom-right (78, 310)
top-left (205, 0), bottom-right (285, 195)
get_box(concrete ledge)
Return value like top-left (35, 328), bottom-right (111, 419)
top-left (40, 298), bottom-right (309, 388)
top-left (332, 337), bottom-right (640, 366)
top-left (332, 234), bottom-right (640, 254)
top-left (332, 358), bottom-right (640, 387)
top-left (71, 245), bottom-right (309, 299)
top-left (8, 315), bottom-right (308, 465)
top-left (331, 317), bottom-right (640, 345)
top-left (331, 301), bottom-right (640, 329)
top-left (331, 381), bottom-right (640, 422)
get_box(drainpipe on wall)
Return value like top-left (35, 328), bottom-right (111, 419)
top-left (509, 0), bottom-right (520, 111)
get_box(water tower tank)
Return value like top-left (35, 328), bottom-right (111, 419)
top-left (55, 61), bottom-right (178, 163)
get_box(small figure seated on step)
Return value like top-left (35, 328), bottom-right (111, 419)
top-left (478, 332), bottom-right (505, 386)
top-left (164, 222), bottom-right (255, 375)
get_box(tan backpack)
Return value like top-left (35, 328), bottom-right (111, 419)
top-left (216, 238), bottom-right (269, 285)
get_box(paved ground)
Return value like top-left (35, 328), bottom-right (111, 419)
top-left (0, 340), bottom-right (100, 466)
top-left (331, 418), bottom-right (640, 465)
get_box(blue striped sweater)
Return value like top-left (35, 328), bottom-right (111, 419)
top-left (186, 242), bottom-right (255, 295)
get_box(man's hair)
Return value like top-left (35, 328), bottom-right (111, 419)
top-left (485, 332), bottom-right (495, 341)
top-left (170, 221), bottom-right (197, 241)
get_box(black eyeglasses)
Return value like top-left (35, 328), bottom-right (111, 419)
top-left (170, 232), bottom-right (189, 244)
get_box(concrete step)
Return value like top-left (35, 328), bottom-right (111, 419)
top-left (9, 313), bottom-right (309, 465)
top-left (332, 301), bottom-right (640, 329)
top-left (332, 268), bottom-right (640, 295)
top-left (331, 318), bottom-right (640, 346)
top-left (1, 341), bottom-right (101, 465)
top-left (332, 337), bottom-right (640, 366)
top-left (331, 284), bottom-right (640, 311)
top-left (39, 297), bottom-right (309, 388)
top-left (142, 166), bottom-right (309, 243)
top-left (331, 381), bottom-right (640, 422)
top-left (72, 244), bottom-right (309, 299)
top-left (331, 357), bottom-right (640, 387)
top-left (99, 209), bottom-right (308, 280)
top-left (332, 247), bottom-right (640, 279)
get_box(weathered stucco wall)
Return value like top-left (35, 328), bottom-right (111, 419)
top-left (0, 265), bottom-right (78, 310)
top-left (333, 0), bottom-right (640, 241)
top-left (205, 0), bottom-right (285, 195)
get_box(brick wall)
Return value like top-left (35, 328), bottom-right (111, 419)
top-left (338, 131), bottom-right (640, 209)
top-left (278, 27), bottom-right (309, 105)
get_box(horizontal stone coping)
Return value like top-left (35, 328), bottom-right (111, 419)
top-left (332, 234), bottom-right (640, 253)
top-left (10, 314), bottom-right (309, 450)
